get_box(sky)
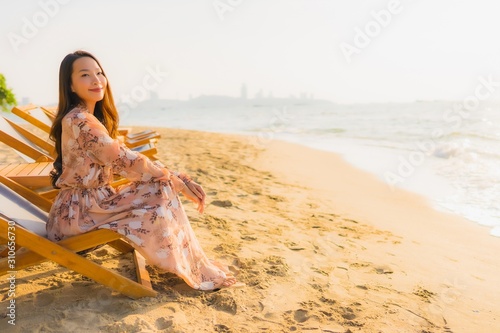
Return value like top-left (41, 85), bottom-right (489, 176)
top-left (1, 0), bottom-right (500, 105)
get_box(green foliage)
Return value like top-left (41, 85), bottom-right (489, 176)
top-left (0, 74), bottom-right (17, 112)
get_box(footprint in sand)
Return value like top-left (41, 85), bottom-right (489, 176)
top-left (293, 309), bottom-right (310, 323)
top-left (201, 292), bottom-right (238, 314)
top-left (47, 310), bottom-right (108, 332)
top-left (240, 234), bottom-right (257, 241)
top-left (340, 306), bottom-right (356, 320)
top-left (33, 292), bottom-right (55, 307)
top-left (93, 248), bottom-right (109, 257)
top-left (86, 287), bottom-right (115, 307)
top-left (38, 277), bottom-right (65, 290)
top-left (339, 305), bottom-right (365, 328)
top-left (103, 316), bottom-right (156, 333)
top-left (211, 200), bottom-right (233, 208)
top-left (263, 255), bottom-right (289, 277)
top-left (203, 215), bottom-right (231, 230)
top-left (374, 265), bottom-right (394, 275)
top-left (214, 324), bottom-right (232, 332)
top-left (155, 317), bottom-right (174, 330)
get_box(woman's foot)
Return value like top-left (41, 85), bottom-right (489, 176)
top-left (222, 276), bottom-right (237, 287)
top-left (215, 274), bottom-right (245, 289)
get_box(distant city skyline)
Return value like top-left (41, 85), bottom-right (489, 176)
top-left (20, 82), bottom-right (324, 108)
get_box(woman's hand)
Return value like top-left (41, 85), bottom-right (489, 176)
top-left (168, 175), bottom-right (205, 213)
top-left (181, 182), bottom-right (205, 214)
top-left (185, 180), bottom-right (206, 208)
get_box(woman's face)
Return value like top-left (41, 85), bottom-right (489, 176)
top-left (70, 56), bottom-right (107, 106)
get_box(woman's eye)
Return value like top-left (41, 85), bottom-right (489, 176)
top-left (97, 71), bottom-right (103, 75)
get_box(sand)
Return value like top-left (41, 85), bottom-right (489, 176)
top-left (1, 127), bottom-right (499, 333)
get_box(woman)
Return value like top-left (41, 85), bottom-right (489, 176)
top-left (47, 50), bottom-right (236, 290)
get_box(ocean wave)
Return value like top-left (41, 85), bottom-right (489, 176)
top-left (432, 142), bottom-right (468, 159)
top-left (299, 128), bottom-right (346, 135)
top-left (439, 131), bottom-right (500, 142)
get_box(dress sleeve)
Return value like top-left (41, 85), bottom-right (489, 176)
top-left (69, 111), bottom-right (166, 182)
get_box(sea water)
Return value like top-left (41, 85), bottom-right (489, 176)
top-left (120, 100), bottom-right (500, 237)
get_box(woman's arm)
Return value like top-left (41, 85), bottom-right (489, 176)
top-left (69, 112), bottom-right (167, 181)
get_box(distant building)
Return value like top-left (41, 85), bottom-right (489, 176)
top-left (240, 83), bottom-right (247, 99)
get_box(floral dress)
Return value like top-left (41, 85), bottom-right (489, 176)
top-left (47, 107), bottom-right (228, 290)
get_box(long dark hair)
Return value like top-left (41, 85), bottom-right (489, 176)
top-left (49, 50), bottom-right (119, 188)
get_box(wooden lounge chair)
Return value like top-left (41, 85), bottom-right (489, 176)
top-left (121, 135), bottom-right (158, 149)
top-left (2, 117), bottom-right (54, 156)
top-left (0, 117), bottom-right (158, 160)
top-left (118, 128), bottom-right (160, 140)
top-left (0, 162), bottom-right (53, 190)
top-left (0, 116), bottom-right (147, 194)
top-left (34, 105), bottom-right (161, 147)
top-left (0, 116), bottom-right (54, 189)
top-left (40, 105), bottom-right (56, 121)
top-left (0, 182), bottom-right (157, 299)
top-left (0, 118), bottom-right (134, 191)
top-left (1, 109), bottom-right (156, 196)
top-left (43, 106), bottom-right (160, 141)
top-left (0, 116), bottom-right (53, 163)
top-left (6, 104), bottom-right (159, 160)
top-left (11, 104), bottom-right (52, 134)
top-left (0, 174), bottom-right (53, 212)
top-left (43, 107), bottom-right (159, 142)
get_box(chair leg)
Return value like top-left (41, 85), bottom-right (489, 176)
top-left (0, 222), bottom-right (157, 299)
top-left (133, 250), bottom-right (153, 290)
